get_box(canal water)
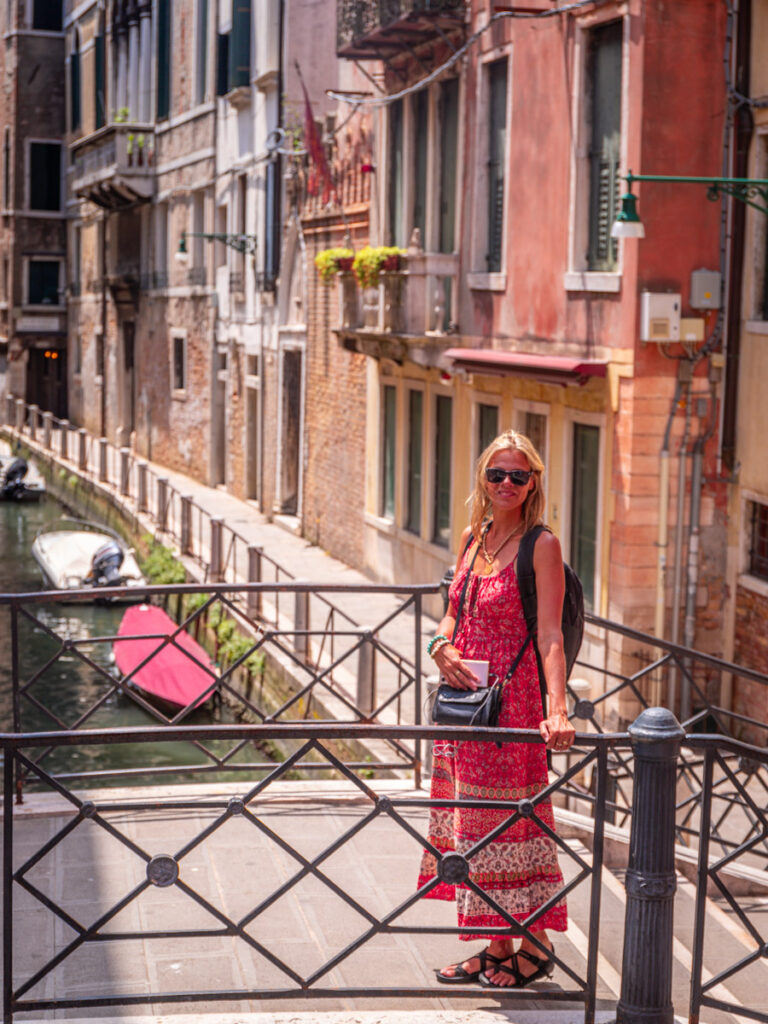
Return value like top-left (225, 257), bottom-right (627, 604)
top-left (0, 491), bottom-right (261, 788)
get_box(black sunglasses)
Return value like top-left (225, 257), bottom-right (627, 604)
top-left (485, 467), bottom-right (534, 486)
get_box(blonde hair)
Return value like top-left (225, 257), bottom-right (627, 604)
top-left (468, 429), bottom-right (546, 541)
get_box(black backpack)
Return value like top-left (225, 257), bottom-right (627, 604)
top-left (516, 525), bottom-right (585, 709)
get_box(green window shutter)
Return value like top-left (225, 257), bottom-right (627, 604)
top-left (406, 389), bottom-right (423, 534)
top-left (156, 0), bottom-right (171, 120)
top-left (587, 20), bottom-right (622, 271)
top-left (70, 50), bottom-right (81, 131)
top-left (216, 33), bottom-right (229, 96)
top-left (478, 403), bottom-right (498, 456)
top-left (412, 90), bottom-right (428, 244)
top-left (570, 423), bottom-right (600, 610)
top-left (388, 99), bottom-right (404, 247)
top-left (229, 1), bottom-right (251, 90)
top-left (94, 34), bottom-right (105, 128)
top-left (432, 395), bottom-right (453, 547)
top-left (381, 385), bottom-right (396, 520)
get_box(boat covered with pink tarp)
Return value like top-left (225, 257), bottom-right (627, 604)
top-left (115, 604), bottom-right (217, 711)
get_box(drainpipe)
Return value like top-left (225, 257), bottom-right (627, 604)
top-left (668, 362), bottom-right (693, 714)
top-left (101, 212), bottom-right (108, 439)
top-left (653, 376), bottom-right (682, 706)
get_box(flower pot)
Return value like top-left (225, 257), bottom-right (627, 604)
top-left (382, 254), bottom-right (401, 272)
top-left (336, 256), bottom-right (354, 273)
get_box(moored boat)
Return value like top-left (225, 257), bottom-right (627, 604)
top-left (0, 456), bottom-right (45, 502)
top-left (31, 518), bottom-right (146, 595)
top-left (114, 604), bottom-right (217, 712)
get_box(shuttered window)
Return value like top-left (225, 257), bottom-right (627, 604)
top-left (381, 385), bottom-right (397, 520)
top-left (412, 90), bottom-right (428, 246)
top-left (388, 99), bottom-right (404, 247)
top-left (406, 390), bottom-right (423, 534)
top-left (433, 395), bottom-right (452, 547)
top-left (156, 0), bottom-right (171, 120)
top-left (229, 1), bottom-right (251, 90)
top-left (570, 423), bottom-right (600, 610)
top-left (70, 41), bottom-right (81, 132)
top-left (486, 59), bottom-right (507, 273)
top-left (587, 21), bottom-right (622, 272)
top-left (478, 403), bottom-right (498, 456)
top-left (94, 32), bottom-right (106, 128)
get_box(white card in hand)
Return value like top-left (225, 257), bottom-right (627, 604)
top-left (463, 660), bottom-right (490, 687)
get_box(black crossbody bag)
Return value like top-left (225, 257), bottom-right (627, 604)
top-left (431, 538), bottom-right (532, 729)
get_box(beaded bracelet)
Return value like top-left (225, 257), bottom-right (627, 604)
top-left (427, 633), bottom-right (451, 658)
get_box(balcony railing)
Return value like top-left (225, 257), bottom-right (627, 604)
top-left (70, 123), bottom-right (156, 210)
top-left (337, 0), bottom-right (465, 59)
top-left (338, 251), bottom-right (458, 339)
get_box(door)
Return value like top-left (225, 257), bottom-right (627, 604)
top-left (279, 349), bottom-right (302, 514)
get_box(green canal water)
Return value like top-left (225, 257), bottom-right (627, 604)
top-left (0, 493), bottom-right (264, 788)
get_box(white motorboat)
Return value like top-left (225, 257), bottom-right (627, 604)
top-left (31, 519), bottom-right (147, 595)
top-left (0, 455), bottom-right (45, 502)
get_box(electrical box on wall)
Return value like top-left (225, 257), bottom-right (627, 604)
top-left (640, 292), bottom-right (681, 343)
top-left (690, 269), bottom-right (721, 310)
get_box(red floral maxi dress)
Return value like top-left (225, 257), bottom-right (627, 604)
top-left (417, 548), bottom-right (568, 940)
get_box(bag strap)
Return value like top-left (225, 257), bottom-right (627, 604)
top-left (450, 534), bottom-right (480, 643)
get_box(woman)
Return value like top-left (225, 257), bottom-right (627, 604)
top-left (419, 430), bottom-right (575, 989)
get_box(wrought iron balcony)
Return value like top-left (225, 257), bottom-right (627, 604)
top-left (70, 124), bottom-right (155, 210)
top-left (337, 0), bottom-right (465, 60)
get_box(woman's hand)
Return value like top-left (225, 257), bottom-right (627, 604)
top-left (433, 644), bottom-right (481, 690)
top-left (539, 709), bottom-right (576, 751)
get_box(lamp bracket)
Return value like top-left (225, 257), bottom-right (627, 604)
top-left (184, 231), bottom-right (258, 255)
top-left (625, 172), bottom-right (768, 216)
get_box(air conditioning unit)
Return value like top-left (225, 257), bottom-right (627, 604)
top-left (640, 292), bottom-right (681, 343)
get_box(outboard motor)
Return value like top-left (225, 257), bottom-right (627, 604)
top-left (1, 457), bottom-right (28, 499)
top-left (89, 540), bottom-right (125, 587)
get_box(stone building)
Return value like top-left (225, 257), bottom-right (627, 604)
top-left (0, 0), bottom-right (67, 416)
top-left (66, 0), bottom-right (217, 479)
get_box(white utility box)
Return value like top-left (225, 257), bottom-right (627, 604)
top-left (640, 292), bottom-right (681, 343)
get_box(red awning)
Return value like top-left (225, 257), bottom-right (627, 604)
top-left (443, 349), bottom-right (607, 385)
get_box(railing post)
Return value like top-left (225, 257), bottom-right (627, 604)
top-left (77, 428), bottom-right (87, 471)
top-left (294, 584), bottom-right (310, 663)
top-left (59, 420), bottom-right (69, 460)
top-left (357, 629), bottom-right (376, 716)
top-left (157, 477), bottom-right (168, 532)
top-left (180, 495), bottom-right (192, 554)
top-left (247, 545), bottom-right (262, 620)
top-left (28, 404), bottom-right (38, 441)
top-left (42, 411), bottom-right (52, 449)
top-left (209, 516), bottom-right (223, 581)
top-left (120, 447), bottom-right (130, 496)
top-left (137, 461), bottom-right (148, 512)
top-left (98, 437), bottom-right (108, 481)
top-left (616, 707), bottom-right (684, 1024)
top-left (14, 398), bottom-right (24, 431)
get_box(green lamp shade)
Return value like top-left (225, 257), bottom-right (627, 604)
top-left (611, 191), bottom-right (645, 239)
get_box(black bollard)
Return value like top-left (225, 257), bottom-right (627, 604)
top-left (616, 706), bottom-right (684, 1024)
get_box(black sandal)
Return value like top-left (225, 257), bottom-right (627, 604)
top-left (478, 946), bottom-right (555, 989)
top-left (435, 946), bottom-right (504, 985)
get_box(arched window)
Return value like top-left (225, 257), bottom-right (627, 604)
top-left (70, 30), bottom-right (81, 132)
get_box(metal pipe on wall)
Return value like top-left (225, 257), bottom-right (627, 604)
top-left (668, 365), bottom-right (693, 714)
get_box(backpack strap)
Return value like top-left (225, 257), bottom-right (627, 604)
top-left (515, 524), bottom-right (552, 728)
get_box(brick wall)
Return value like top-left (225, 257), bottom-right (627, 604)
top-left (733, 584), bottom-right (768, 742)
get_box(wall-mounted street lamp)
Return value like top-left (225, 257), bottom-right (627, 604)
top-left (612, 171), bottom-right (768, 239)
top-left (175, 231), bottom-right (258, 262)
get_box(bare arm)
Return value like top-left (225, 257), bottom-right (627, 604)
top-left (533, 531), bottom-right (575, 750)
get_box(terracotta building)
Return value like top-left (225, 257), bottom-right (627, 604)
top-left (0, 0), bottom-right (67, 416)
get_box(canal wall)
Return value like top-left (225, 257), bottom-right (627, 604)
top-left (2, 427), bottom-right (395, 775)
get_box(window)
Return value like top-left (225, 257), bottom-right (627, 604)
top-left (263, 159), bottom-right (280, 288)
top-left (172, 334), bottom-right (186, 391)
top-left (522, 410), bottom-right (547, 460)
top-left (216, 204), bottom-right (228, 267)
top-left (29, 142), bottom-right (61, 211)
top-left (3, 128), bottom-right (10, 209)
top-left (27, 260), bottom-right (60, 305)
top-left (486, 59), bottom-right (507, 273)
top-left (156, 0), bottom-right (171, 119)
top-left (71, 224), bottom-right (81, 293)
top-left (478, 403), bottom-right (499, 457)
top-left (229, 1), bottom-right (251, 90)
top-left (196, 0), bottom-right (209, 104)
top-left (433, 394), bottom-right (452, 546)
top-left (216, 33), bottom-right (229, 96)
top-left (749, 502), bottom-right (768, 581)
top-left (154, 203), bottom-right (168, 285)
top-left (381, 384), bottom-right (396, 519)
top-left (94, 25), bottom-right (106, 129)
top-left (406, 389), bottom-right (423, 534)
top-left (70, 32), bottom-right (81, 132)
top-left (33, 0), bottom-right (62, 31)
top-left (73, 333), bottom-right (82, 375)
top-left (388, 99), bottom-right (404, 247)
top-left (570, 422), bottom-right (600, 609)
top-left (412, 90), bottom-right (428, 245)
top-left (586, 21), bottom-right (622, 271)
top-left (95, 331), bottom-right (104, 379)
top-left (438, 79), bottom-right (459, 256)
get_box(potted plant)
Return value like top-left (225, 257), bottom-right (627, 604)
top-left (352, 246), bottom-right (406, 289)
top-left (314, 247), bottom-right (354, 283)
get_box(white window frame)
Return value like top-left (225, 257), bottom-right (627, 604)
top-left (23, 256), bottom-right (63, 309)
top-left (561, 409), bottom-right (605, 612)
top-left (469, 44), bottom-right (512, 291)
top-left (564, 13), bottom-right (628, 294)
top-left (25, 138), bottom-right (63, 214)
top-left (171, 329), bottom-right (188, 397)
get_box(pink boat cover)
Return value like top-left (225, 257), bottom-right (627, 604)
top-left (115, 604), bottom-right (216, 710)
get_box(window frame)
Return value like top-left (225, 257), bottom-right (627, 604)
top-left (24, 257), bottom-right (63, 308)
top-left (431, 388), bottom-right (454, 548)
top-left (565, 15), bottom-right (626, 293)
top-left (171, 330), bottom-right (188, 396)
top-left (404, 383), bottom-right (426, 536)
top-left (561, 410), bottom-right (605, 613)
top-left (30, 0), bottom-right (63, 32)
top-left (26, 139), bottom-right (62, 213)
top-left (380, 382), bottom-right (397, 520)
